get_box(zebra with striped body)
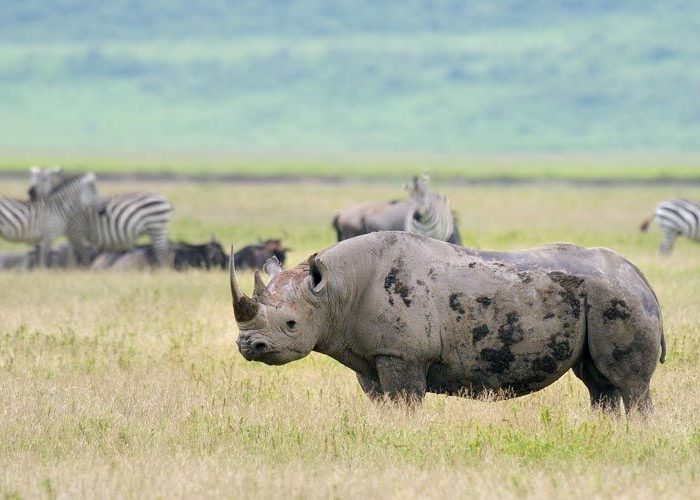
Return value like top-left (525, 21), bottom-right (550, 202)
top-left (1, 174), bottom-right (99, 267)
top-left (404, 175), bottom-right (455, 242)
top-left (29, 167), bottom-right (174, 265)
top-left (640, 198), bottom-right (700, 254)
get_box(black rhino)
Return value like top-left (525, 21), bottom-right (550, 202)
top-left (230, 232), bottom-right (665, 414)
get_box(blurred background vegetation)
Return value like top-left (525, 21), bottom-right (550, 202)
top-left (0, 0), bottom-right (698, 174)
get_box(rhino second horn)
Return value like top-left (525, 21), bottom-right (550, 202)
top-left (253, 271), bottom-right (271, 301)
top-left (229, 246), bottom-right (259, 322)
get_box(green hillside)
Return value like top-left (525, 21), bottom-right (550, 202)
top-left (0, 1), bottom-right (699, 155)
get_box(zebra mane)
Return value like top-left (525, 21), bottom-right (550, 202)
top-left (47, 173), bottom-right (95, 196)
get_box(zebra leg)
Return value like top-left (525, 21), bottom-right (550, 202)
top-left (148, 228), bottom-right (173, 267)
top-left (659, 231), bottom-right (678, 255)
top-left (38, 239), bottom-right (51, 268)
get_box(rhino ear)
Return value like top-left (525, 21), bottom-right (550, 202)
top-left (264, 256), bottom-right (283, 278)
top-left (307, 253), bottom-right (328, 294)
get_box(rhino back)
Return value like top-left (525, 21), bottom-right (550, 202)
top-left (319, 233), bottom-right (588, 396)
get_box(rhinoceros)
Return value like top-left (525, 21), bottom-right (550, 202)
top-left (332, 176), bottom-right (462, 245)
top-left (230, 232), bottom-right (665, 414)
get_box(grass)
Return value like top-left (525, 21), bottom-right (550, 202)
top-left (1, 178), bottom-right (700, 498)
top-left (0, 153), bottom-right (699, 180)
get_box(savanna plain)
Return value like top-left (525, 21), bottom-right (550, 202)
top-left (1, 177), bottom-right (700, 499)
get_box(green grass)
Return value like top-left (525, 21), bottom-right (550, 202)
top-left (1, 179), bottom-right (700, 497)
top-left (1, 154), bottom-right (699, 180)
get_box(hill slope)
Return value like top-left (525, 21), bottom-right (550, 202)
top-left (0, 1), bottom-right (698, 154)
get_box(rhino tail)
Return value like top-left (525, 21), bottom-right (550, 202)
top-left (660, 328), bottom-right (667, 364)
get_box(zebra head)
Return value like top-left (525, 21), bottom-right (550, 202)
top-left (29, 166), bottom-right (66, 201)
top-left (39, 173), bottom-right (101, 211)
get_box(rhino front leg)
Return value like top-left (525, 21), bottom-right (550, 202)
top-left (375, 355), bottom-right (426, 403)
top-left (355, 373), bottom-right (383, 401)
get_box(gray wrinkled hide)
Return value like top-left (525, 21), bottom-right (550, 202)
top-left (233, 232), bottom-right (664, 415)
top-left (333, 200), bottom-right (409, 240)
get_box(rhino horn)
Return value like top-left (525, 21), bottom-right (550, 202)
top-left (229, 246), bottom-right (259, 322)
top-left (253, 270), bottom-right (271, 301)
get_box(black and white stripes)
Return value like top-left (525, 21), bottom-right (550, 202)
top-left (70, 191), bottom-right (174, 263)
top-left (30, 167), bottom-right (174, 264)
top-left (0, 174), bottom-right (99, 266)
top-left (404, 175), bottom-right (455, 242)
top-left (641, 198), bottom-right (700, 254)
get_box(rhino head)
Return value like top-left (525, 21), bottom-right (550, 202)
top-left (230, 248), bottom-right (330, 365)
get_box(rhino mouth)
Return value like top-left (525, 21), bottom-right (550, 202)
top-left (238, 347), bottom-right (289, 366)
top-left (236, 336), bottom-right (287, 365)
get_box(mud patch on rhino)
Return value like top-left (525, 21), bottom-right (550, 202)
top-left (498, 312), bottom-right (524, 344)
top-left (449, 293), bottom-right (466, 314)
top-left (393, 315), bottom-right (408, 334)
top-left (472, 324), bottom-right (490, 343)
top-left (428, 268), bottom-right (438, 282)
top-left (480, 347), bottom-right (515, 373)
top-left (532, 355), bottom-right (558, 374)
top-left (384, 264), bottom-right (413, 307)
top-left (518, 271), bottom-right (533, 284)
top-left (476, 296), bottom-right (492, 308)
top-left (479, 312), bottom-right (523, 373)
top-left (548, 271), bottom-right (584, 319)
top-left (548, 338), bottom-right (572, 361)
top-left (603, 298), bottom-right (631, 322)
top-left (543, 312), bottom-right (555, 319)
top-left (416, 279), bottom-right (430, 294)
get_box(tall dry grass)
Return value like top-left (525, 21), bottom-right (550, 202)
top-left (1, 179), bottom-right (699, 498)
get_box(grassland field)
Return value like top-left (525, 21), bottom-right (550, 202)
top-left (1, 177), bottom-right (700, 498)
top-left (1, 155), bottom-right (700, 180)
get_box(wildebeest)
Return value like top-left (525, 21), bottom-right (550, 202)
top-left (91, 238), bottom-right (229, 271)
top-left (233, 239), bottom-right (289, 270)
top-left (230, 232), bottom-right (664, 415)
top-left (332, 176), bottom-right (461, 244)
top-left (0, 244), bottom-right (87, 270)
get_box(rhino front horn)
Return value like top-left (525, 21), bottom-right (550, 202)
top-left (229, 246), bottom-right (259, 322)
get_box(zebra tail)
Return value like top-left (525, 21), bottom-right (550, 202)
top-left (639, 215), bottom-right (654, 232)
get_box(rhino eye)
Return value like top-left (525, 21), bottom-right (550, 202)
top-left (286, 320), bottom-right (297, 330)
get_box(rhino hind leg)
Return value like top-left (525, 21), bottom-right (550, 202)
top-left (572, 355), bottom-right (622, 413)
top-left (619, 385), bottom-right (653, 415)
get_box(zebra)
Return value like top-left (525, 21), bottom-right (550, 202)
top-left (0, 173), bottom-right (99, 267)
top-left (29, 167), bottom-right (174, 265)
top-left (331, 175), bottom-right (461, 244)
top-left (404, 175), bottom-right (456, 242)
top-left (640, 198), bottom-right (700, 254)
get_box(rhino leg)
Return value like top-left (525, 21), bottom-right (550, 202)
top-left (620, 385), bottom-right (654, 415)
top-left (375, 355), bottom-right (426, 403)
top-left (572, 355), bottom-right (622, 413)
top-left (355, 373), bottom-right (383, 401)
top-left (585, 295), bottom-right (661, 417)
